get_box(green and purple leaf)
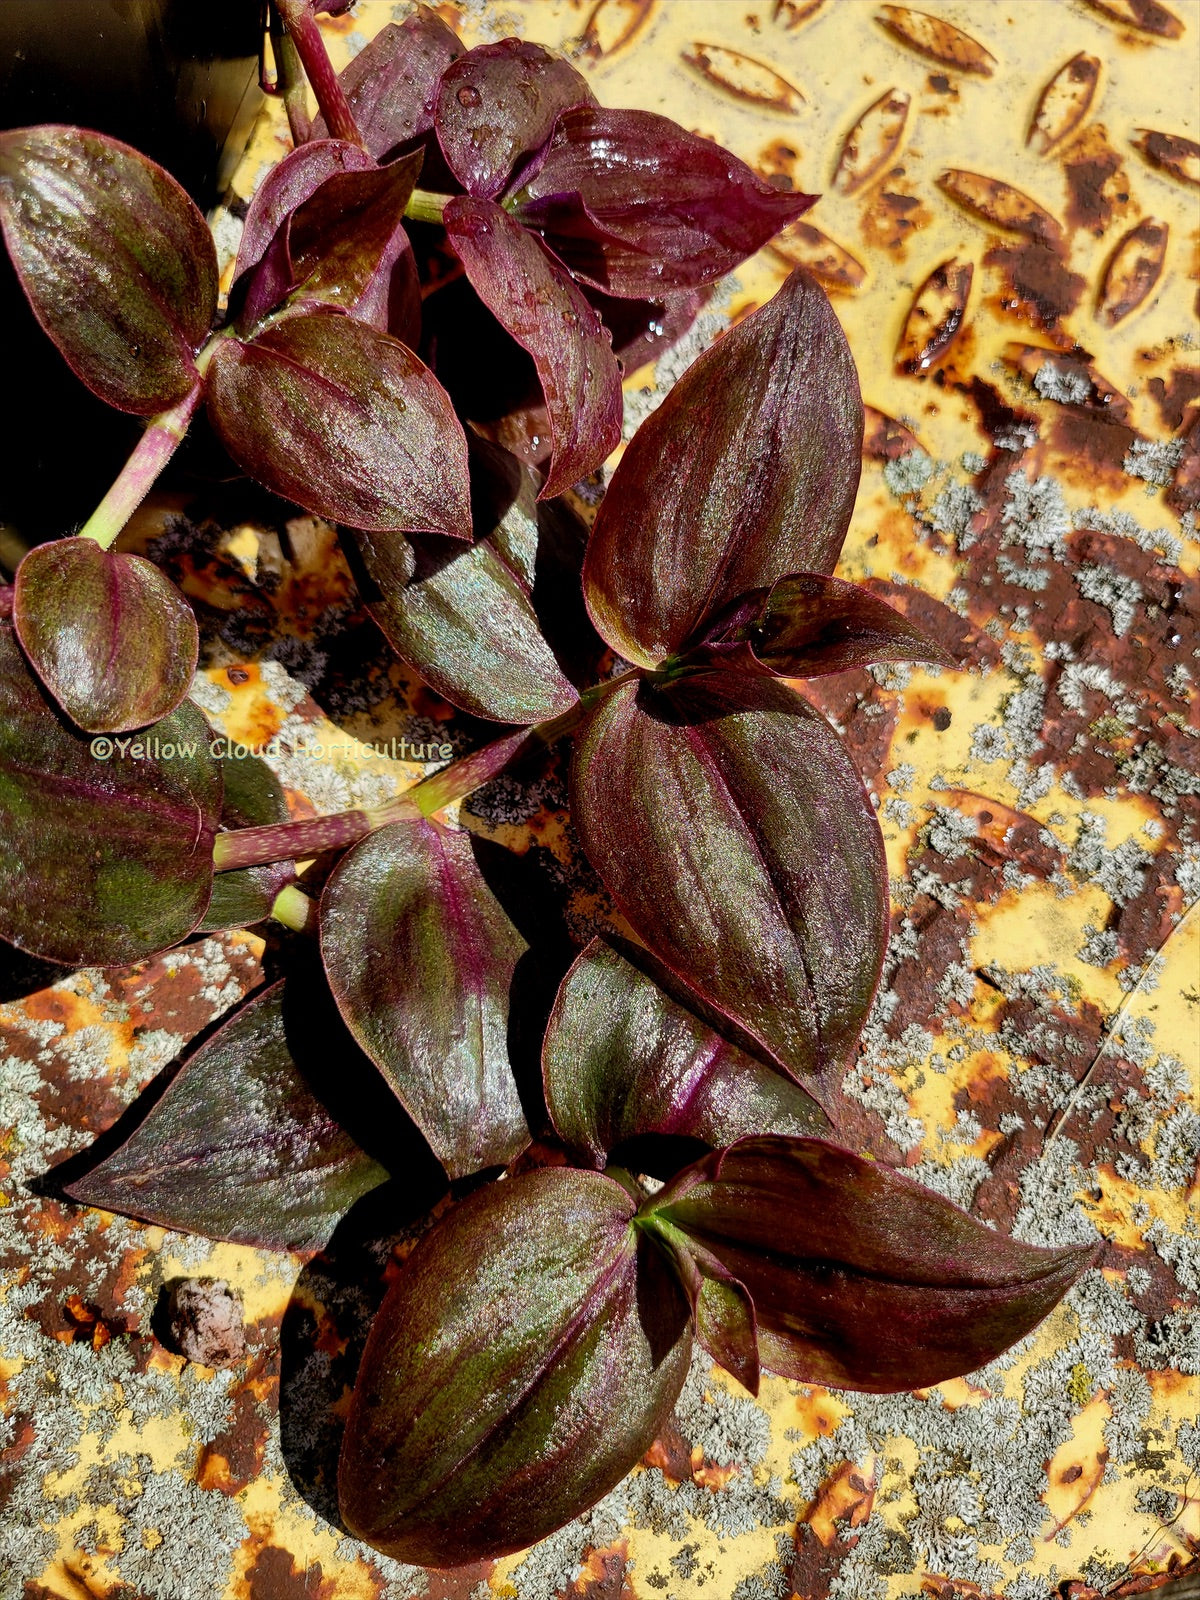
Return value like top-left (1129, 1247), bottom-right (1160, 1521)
top-left (543, 937), bottom-right (828, 1167)
top-left (583, 271), bottom-right (863, 669)
top-left (205, 310), bottom-right (471, 536)
top-left (200, 750), bottom-right (295, 933)
top-left (236, 153), bottom-right (424, 339)
top-left (435, 40), bottom-right (594, 200)
top-left (339, 1168), bottom-right (692, 1565)
top-left (0, 623), bottom-right (219, 966)
top-left (444, 197), bottom-right (623, 497)
top-left (571, 674), bottom-right (887, 1096)
top-left (642, 1214), bottom-right (760, 1395)
top-left (642, 1136), bottom-right (1097, 1392)
top-left (233, 139), bottom-right (375, 289)
top-left (351, 437), bottom-right (580, 723)
top-left (312, 8), bottom-right (463, 161)
top-left (512, 108), bottom-right (816, 298)
top-left (13, 538), bottom-right (198, 734)
top-left (320, 819), bottom-right (530, 1179)
top-left (688, 572), bottom-right (957, 679)
top-left (60, 980), bottom-right (389, 1253)
top-left (0, 126), bottom-right (217, 414)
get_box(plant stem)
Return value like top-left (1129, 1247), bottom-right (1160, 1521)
top-left (270, 883), bottom-right (318, 933)
top-left (405, 189), bottom-right (450, 225)
top-left (77, 381), bottom-right (204, 550)
top-left (213, 795), bottom-right (416, 873)
top-left (406, 672), bottom-right (639, 814)
top-left (274, 0), bottom-right (365, 150)
top-left (211, 671), bottom-right (640, 874)
top-left (269, 8), bottom-right (313, 145)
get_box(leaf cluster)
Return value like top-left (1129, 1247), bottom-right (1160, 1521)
top-left (0, 2), bottom-right (1094, 1567)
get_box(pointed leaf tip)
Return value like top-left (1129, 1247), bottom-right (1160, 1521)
top-left (62, 980), bottom-right (390, 1253)
top-left (514, 107), bottom-right (816, 298)
top-left (691, 571), bottom-right (958, 678)
top-left (650, 1135), bottom-right (1098, 1392)
top-left (583, 270), bottom-right (862, 668)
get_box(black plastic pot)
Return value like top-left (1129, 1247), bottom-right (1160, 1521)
top-left (1, 0), bottom-right (263, 550)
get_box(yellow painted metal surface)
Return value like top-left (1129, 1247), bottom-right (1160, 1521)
top-left (1, 3), bottom-right (1197, 1598)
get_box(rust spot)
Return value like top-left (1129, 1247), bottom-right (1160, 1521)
top-left (244, 1545), bottom-right (335, 1600)
top-left (683, 41), bottom-right (805, 111)
top-left (938, 169), bottom-right (1063, 245)
top-left (834, 88), bottom-right (911, 195)
top-left (1147, 365), bottom-right (1200, 430)
top-left (770, 221), bottom-right (867, 292)
top-left (863, 405), bottom-right (923, 461)
top-left (859, 183), bottom-right (932, 257)
top-left (773, 0), bottom-right (826, 25)
top-left (985, 238), bottom-right (1087, 335)
top-left (1063, 126), bottom-right (1131, 237)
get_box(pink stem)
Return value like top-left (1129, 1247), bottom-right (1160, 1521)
top-left (78, 382), bottom-right (203, 549)
top-left (275, 0), bottom-right (365, 149)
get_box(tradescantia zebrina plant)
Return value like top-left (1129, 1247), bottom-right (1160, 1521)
top-left (0, 0), bottom-right (1096, 1571)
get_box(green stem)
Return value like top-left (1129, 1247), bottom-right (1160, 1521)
top-left (211, 671), bottom-right (640, 874)
top-left (269, 8), bottom-right (313, 145)
top-left (405, 188), bottom-right (450, 225)
top-left (77, 380), bottom-right (204, 550)
top-left (270, 883), bottom-right (318, 933)
top-left (274, 0), bottom-right (365, 149)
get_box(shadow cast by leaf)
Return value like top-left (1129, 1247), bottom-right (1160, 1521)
top-left (468, 831), bottom-right (578, 1138)
top-left (279, 1176), bottom-right (447, 1530)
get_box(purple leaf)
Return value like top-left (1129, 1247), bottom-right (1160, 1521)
top-left (0, 622), bottom-right (219, 966)
top-left (237, 153), bottom-right (424, 337)
top-left (643, 1215), bottom-right (760, 1394)
top-left (436, 39), bottom-right (594, 200)
top-left (352, 436), bottom-right (580, 723)
top-left (0, 126), bottom-right (217, 414)
top-left (13, 538), bottom-right (198, 734)
top-left (444, 197), bottom-right (623, 497)
top-left (205, 310), bottom-right (471, 536)
top-left (543, 937), bottom-right (828, 1167)
top-left (583, 271), bottom-right (863, 669)
top-left (320, 819), bottom-right (530, 1179)
top-left (571, 674), bottom-right (887, 1096)
top-left (643, 1137), bottom-right (1098, 1391)
top-left (61, 980), bottom-right (390, 1253)
top-left (689, 571), bottom-right (958, 678)
top-left (233, 139), bottom-right (375, 288)
top-left (312, 8), bottom-right (463, 161)
top-left (339, 1167), bottom-right (692, 1565)
top-left (512, 107), bottom-right (816, 297)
